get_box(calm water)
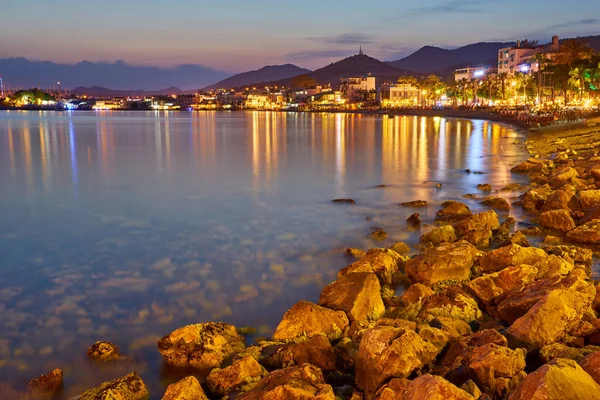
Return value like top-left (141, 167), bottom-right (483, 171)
top-left (0, 110), bottom-right (529, 397)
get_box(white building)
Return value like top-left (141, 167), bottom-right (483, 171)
top-left (340, 76), bottom-right (376, 99)
top-left (454, 66), bottom-right (497, 81)
top-left (380, 83), bottom-right (421, 106)
top-left (498, 36), bottom-right (560, 76)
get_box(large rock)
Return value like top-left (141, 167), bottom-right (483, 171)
top-left (356, 326), bottom-right (439, 394)
top-left (549, 166), bottom-right (579, 187)
top-left (418, 285), bottom-right (482, 323)
top-left (237, 364), bottom-right (334, 400)
top-left (338, 248), bottom-right (403, 286)
top-left (157, 322), bottom-right (246, 369)
top-left (579, 190), bottom-right (600, 211)
top-left (405, 241), bottom-right (479, 285)
top-left (87, 341), bottom-right (120, 362)
top-left (403, 374), bottom-right (475, 400)
top-left (279, 334), bottom-right (336, 372)
top-left (539, 209), bottom-right (576, 232)
top-left (534, 254), bottom-right (574, 279)
top-left (29, 368), bottom-right (63, 398)
top-left (520, 187), bottom-right (552, 212)
top-left (318, 272), bottom-right (384, 323)
top-left (162, 376), bottom-right (207, 400)
top-left (435, 201), bottom-right (472, 222)
top-left (374, 378), bottom-right (410, 400)
top-left (77, 372), bottom-right (149, 400)
top-left (464, 343), bottom-right (527, 392)
top-left (509, 358), bottom-right (600, 400)
top-left (419, 225), bottom-right (457, 246)
top-left (479, 244), bottom-right (547, 273)
top-left (580, 351), bottom-right (600, 385)
top-left (438, 329), bottom-right (508, 373)
top-left (453, 210), bottom-right (500, 236)
top-left (205, 356), bottom-right (267, 397)
top-left (481, 197), bottom-right (511, 210)
top-left (272, 301), bottom-right (349, 342)
top-left (505, 277), bottom-right (596, 348)
top-left (567, 219), bottom-right (600, 244)
top-left (580, 205), bottom-right (600, 224)
top-left (542, 189), bottom-right (574, 212)
top-left (465, 265), bottom-right (538, 306)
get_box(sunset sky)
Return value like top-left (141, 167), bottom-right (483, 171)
top-left (2, 0), bottom-right (599, 72)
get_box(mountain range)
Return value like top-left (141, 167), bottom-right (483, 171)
top-left (205, 64), bottom-right (311, 90)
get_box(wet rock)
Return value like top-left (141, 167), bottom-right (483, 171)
top-left (520, 187), bottom-right (552, 211)
top-left (419, 225), bottom-right (457, 246)
top-left (400, 283), bottom-right (434, 306)
top-left (464, 344), bottom-right (527, 393)
top-left (374, 378), bottom-right (409, 400)
top-left (87, 341), bottom-right (120, 362)
top-left (477, 184), bottom-right (492, 192)
top-left (389, 241), bottom-right (410, 255)
top-left (76, 372), bottom-right (149, 400)
top-left (338, 248), bottom-right (404, 286)
top-left (509, 358), bottom-right (600, 399)
top-left (205, 356), bottom-right (267, 397)
top-left (237, 363), bottom-right (334, 400)
top-left (279, 334), bottom-right (335, 372)
top-left (481, 197), bottom-right (511, 210)
top-left (345, 248), bottom-right (366, 259)
top-left (435, 201), bottom-right (472, 222)
top-left (404, 241), bottom-right (479, 285)
top-left (418, 285), bottom-right (482, 323)
top-left (502, 231), bottom-right (531, 247)
top-left (534, 254), bottom-right (574, 279)
top-left (580, 351), bottom-right (600, 385)
top-left (505, 276), bottom-right (596, 349)
top-left (512, 159), bottom-right (543, 173)
top-left (332, 198), bottom-right (355, 204)
top-left (401, 200), bottom-right (427, 207)
top-left (453, 210), bottom-right (500, 236)
top-left (370, 228), bottom-right (388, 241)
top-left (542, 189), bottom-right (574, 211)
top-left (406, 213), bottom-right (421, 229)
top-left (579, 190), bottom-right (600, 211)
top-left (549, 166), bottom-right (579, 187)
top-left (355, 326), bottom-right (439, 394)
top-left (539, 209), bottom-right (576, 232)
top-left (29, 368), bottom-right (63, 398)
top-left (162, 376), bottom-right (207, 400)
top-left (462, 225), bottom-right (493, 247)
top-left (157, 322), bottom-right (246, 369)
top-left (272, 301), bottom-right (349, 342)
top-left (567, 219), bottom-right (600, 244)
top-left (318, 272), bottom-right (384, 323)
top-left (479, 243), bottom-right (547, 273)
top-left (465, 265), bottom-right (538, 306)
top-left (403, 374), bottom-right (475, 400)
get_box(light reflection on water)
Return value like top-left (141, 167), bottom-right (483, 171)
top-left (0, 110), bottom-right (529, 397)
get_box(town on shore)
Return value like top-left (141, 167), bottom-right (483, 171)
top-left (2, 36), bottom-right (600, 127)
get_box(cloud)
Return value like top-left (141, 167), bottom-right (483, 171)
top-left (410, 0), bottom-right (487, 14)
top-left (542, 18), bottom-right (599, 31)
top-left (520, 18), bottom-right (600, 42)
top-left (308, 33), bottom-right (376, 45)
top-left (285, 49), bottom-right (356, 61)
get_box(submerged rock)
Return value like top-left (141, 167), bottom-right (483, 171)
top-left (237, 363), bottom-right (334, 400)
top-left (272, 301), bottom-right (349, 342)
top-left (318, 272), bottom-right (384, 323)
top-left (76, 371), bottom-right (149, 400)
top-left (29, 368), bottom-right (63, 398)
top-left (162, 376), bottom-right (207, 400)
top-left (87, 341), bottom-right (120, 362)
top-left (405, 241), bottom-right (479, 285)
top-left (370, 228), bottom-right (388, 241)
top-left (509, 358), bottom-right (600, 400)
top-left (477, 184), bottom-right (492, 192)
top-left (332, 198), bottom-right (355, 204)
top-left (407, 213), bottom-right (421, 229)
top-left (401, 200), bottom-right (428, 207)
top-left (481, 197), bottom-right (511, 210)
top-left (157, 322), bottom-right (246, 369)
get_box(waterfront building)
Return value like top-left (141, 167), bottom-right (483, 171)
top-left (93, 100), bottom-right (123, 110)
top-left (454, 66), bottom-right (498, 81)
top-left (175, 94), bottom-right (199, 109)
top-left (340, 76), bottom-right (376, 100)
top-left (380, 83), bottom-right (421, 107)
top-left (498, 36), bottom-right (560, 75)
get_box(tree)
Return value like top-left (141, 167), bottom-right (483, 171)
top-left (397, 75), bottom-right (418, 85)
top-left (497, 73), bottom-right (508, 101)
top-left (555, 38), bottom-right (593, 66)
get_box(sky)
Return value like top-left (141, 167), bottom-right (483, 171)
top-left (1, 0), bottom-right (600, 72)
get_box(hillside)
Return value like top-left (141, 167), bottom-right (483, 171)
top-left (70, 86), bottom-right (184, 97)
top-left (205, 64), bottom-right (311, 89)
top-left (0, 58), bottom-right (230, 91)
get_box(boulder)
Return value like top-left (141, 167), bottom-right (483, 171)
top-left (580, 351), bottom-right (600, 385)
top-left (279, 335), bottom-right (335, 372)
top-left (549, 166), bottom-right (579, 187)
top-left (534, 254), bottom-right (574, 279)
top-left (542, 190), bottom-right (573, 212)
top-left (567, 219), bottom-right (600, 244)
top-left (502, 231), bottom-right (531, 247)
top-left (374, 378), bottom-right (410, 400)
top-left (520, 187), bottom-right (552, 211)
top-left (453, 210), bottom-right (500, 236)
top-left (318, 272), bottom-right (384, 323)
top-left (429, 317), bottom-right (472, 339)
top-left (419, 225), bottom-right (457, 246)
top-left (162, 376), bottom-right (207, 400)
top-left (403, 374), bottom-right (475, 400)
top-left (580, 205), bottom-right (600, 224)
top-left (543, 244), bottom-right (593, 265)
top-left (272, 301), bottom-right (349, 342)
top-left (400, 284), bottom-right (434, 306)
top-left (435, 201), bottom-right (472, 222)
top-left (157, 322), bottom-right (246, 369)
top-left (237, 364), bottom-right (334, 400)
top-left (76, 372), bottom-right (149, 400)
top-left (509, 358), bottom-right (600, 400)
top-left (338, 248), bottom-right (403, 286)
top-left (29, 368), bottom-right (63, 398)
top-left (481, 197), bottom-right (511, 210)
top-left (579, 190), bottom-right (600, 211)
top-left (479, 244), bottom-right (547, 273)
top-left (407, 213), bottom-right (422, 229)
top-left (464, 344), bottom-right (527, 392)
top-left (389, 242), bottom-right (410, 255)
top-left (539, 209), bottom-right (576, 232)
top-left (87, 341), bottom-right (120, 361)
top-left (405, 241), bottom-right (479, 285)
top-left (462, 225), bottom-right (493, 247)
top-left (465, 265), bottom-right (538, 306)
top-left (505, 277), bottom-right (596, 348)
top-left (418, 285), bottom-right (482, 323)
top-left (539, 343), bottom-right (600, 363)
top-left (205, 356), bottom-right (267, 397)
top-left (438, 329), bottom-right (508, 373)
top-left (355, 326), bottom-right (439, 394)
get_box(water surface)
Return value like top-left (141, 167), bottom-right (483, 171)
top-left (0, 110), bottom-right (529, 397)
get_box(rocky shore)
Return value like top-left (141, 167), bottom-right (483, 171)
top-left (12, 118), bottom-right (600, 399)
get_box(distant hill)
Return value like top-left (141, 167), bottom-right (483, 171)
top-left (70, 86), bottom-right (184, 97)
top-left (578, 34), bottom-right (600, 51)
top-left (205, 64), bottom-right (311, 89)
top-left (389, 42), bottom-right (515, 77)
top-left (0, 58), bottom-right (230, 91)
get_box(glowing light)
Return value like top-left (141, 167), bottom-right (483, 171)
top-left (520, 65), bottom-right (529, 73)
top-left (474, 70), bottom-right (485, 78)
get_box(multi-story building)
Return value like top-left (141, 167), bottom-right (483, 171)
top-left (340, 76), bottom-right (376, 99)
top-left (380, 83), bottom-right (421, 106)
top-left (498, 36), bottom-right (560, 75)
top-left (454, 66), bottom-right (498, 81)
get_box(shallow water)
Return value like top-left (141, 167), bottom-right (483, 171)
top-left (0, 110), bottom-right (530, 397)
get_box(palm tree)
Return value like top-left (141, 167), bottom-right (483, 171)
top-left (555, 38), bottom-right (593, 66)
top-left (497, 73), bottom-right (508, 101)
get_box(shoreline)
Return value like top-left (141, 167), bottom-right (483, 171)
top-left (12, 115), bottom-right (600, 399)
